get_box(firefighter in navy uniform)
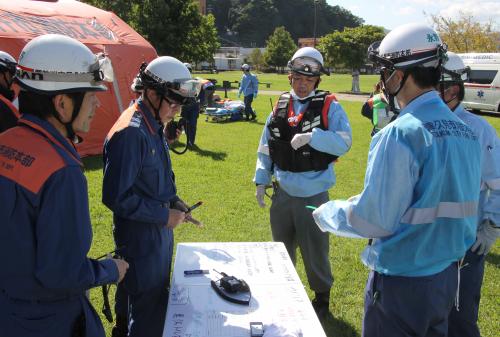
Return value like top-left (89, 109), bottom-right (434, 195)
top-left (253, 47), bottom-right (352, 320)
top-left (0, 51), bottom-right (20, 132)
top-left (0, 34), bottom-right (129, 337)
top-left (102, 56), bottom-right (202, 337)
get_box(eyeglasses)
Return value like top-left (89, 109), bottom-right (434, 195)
top-left (163, 96), bottom-right (181, 108)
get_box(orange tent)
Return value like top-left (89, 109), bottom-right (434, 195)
top-left (0, 0), bottom-right (158, 156)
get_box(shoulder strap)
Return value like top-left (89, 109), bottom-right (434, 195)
top-left (320, 93), bottom-right (337, 129)
top-left (273, 92), bottom-right (291, 118)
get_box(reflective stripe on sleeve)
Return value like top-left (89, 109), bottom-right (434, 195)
top-left (336, 131), bottom-right (352, 147)
top-left (346, 207), bottom-right (393, 238)
top-left (401, 201), bottom-right (477, 225)
top-left (258, 144), bottom-right (269, 155)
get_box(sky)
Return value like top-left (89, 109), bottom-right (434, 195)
top-left (327, 0), bottom-right (500, 30)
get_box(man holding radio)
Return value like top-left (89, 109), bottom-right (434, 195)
top-left (102, 57), bottom-right (201, 337)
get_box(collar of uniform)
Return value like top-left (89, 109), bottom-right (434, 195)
top-left (453, 103), bottom-right (467, 115)
top-left (19, 114), bottom-right (82, 166)
top-left (136, 98), bottom-right (163, 133)
top-left (290, 89), bottom-right (316, 103)
top-left (398, 90), bottom-right (441, 118)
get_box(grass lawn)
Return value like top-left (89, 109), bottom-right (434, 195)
top-left (196, 71), bottom-right (380, 94)
top-left (84, 89), bottom-right (500, 337)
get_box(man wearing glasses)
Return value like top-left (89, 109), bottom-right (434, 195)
top-left (253, 47), bottom-right (352, 320)
top-left (102, 57), bottom-right (201, 337)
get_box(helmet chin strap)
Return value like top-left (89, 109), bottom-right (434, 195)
top-left (383, 70), bottom-right (408, 112)
top-left (53, 93), bottom-right (84, 143)
top-left (145, 90), bottom-right (164, 123)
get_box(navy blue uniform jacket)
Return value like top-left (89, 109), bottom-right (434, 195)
top-left (0, 114), bottom-right (119, 337)
top-left (102, 99), bottom-right (176, 295)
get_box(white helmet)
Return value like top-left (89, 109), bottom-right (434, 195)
top-left (0, 51), bottom-right (16, 76)
top-left (241, 63), bottom-right (250, 71)
top-left (288, 47), bottom-right (329, 76)
top-left (442, 52), bottom-right (470, 82)
top-left (183, 62), bottom-right (192, 72)
top-left (16, 34), bottom-right (112, 94)
top-left (140, 56), bottom-right (200, 105)
top-left (370, 23), bottom-right (446, 70)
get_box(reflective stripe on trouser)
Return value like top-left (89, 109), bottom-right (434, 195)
top-left (362, 263), bottom-right (457, 337)
top-left (269, 184), bottom-right (333, 292)
top-left (448, 248), bottom-right (485, 337)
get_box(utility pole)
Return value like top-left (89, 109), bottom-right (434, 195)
top-left (313, 0), bottom-right (318, 47)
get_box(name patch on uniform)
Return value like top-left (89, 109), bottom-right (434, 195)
top-left (0, 144), bottom-right (36, 167)
top-left (423, 120), bottom-right (477, 140)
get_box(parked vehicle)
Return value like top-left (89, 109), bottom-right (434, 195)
top-left (458, 53), bottom-right (500, 113)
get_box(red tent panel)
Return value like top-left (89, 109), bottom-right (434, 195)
top-left (0, 0), bottom-right (158, 156)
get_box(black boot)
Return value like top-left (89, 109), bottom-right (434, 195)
top-left (312, 291), bottom-right (330, 321)
top-left (111, 314), bottom-right (128, 337)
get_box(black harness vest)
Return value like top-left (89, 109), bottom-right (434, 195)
top-left (268, 91), bottom-right (338, 172)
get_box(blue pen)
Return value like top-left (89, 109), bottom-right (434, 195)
top-left (184, 269), bottom-right (209, 276)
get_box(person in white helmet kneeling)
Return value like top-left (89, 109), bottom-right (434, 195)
top-left (0, 34), bottom-right (129, 337)
top-left (438, 52), bottom-right (500, 337)
top-left (102, 56), bottom-right (202, 337)
top-left (253, 47), bottom-right (352, 321)
top-left (312, 24), bottom-right (482, 337)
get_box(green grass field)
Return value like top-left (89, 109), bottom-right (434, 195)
top-left (196, 71), bottom-right (380, 94)
top-left (84, 86), bottom-right (500, 337)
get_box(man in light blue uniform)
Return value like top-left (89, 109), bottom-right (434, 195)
top-left (254, 47), bottom-right (352, 320)
top-left (238, 63), bottom-right (258, 120)
top-left (312, 24), bottom-right (481, 337)
top-left (438, 52), bottom-right (500, 337)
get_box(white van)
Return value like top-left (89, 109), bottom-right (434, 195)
top-left (457, 53), bottom-right (500, 113)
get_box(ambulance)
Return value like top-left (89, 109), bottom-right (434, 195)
top-left (458, 53), bottom-right (500, 113)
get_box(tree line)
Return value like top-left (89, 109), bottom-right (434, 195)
top-left (83, 1), bottom-right (498, 74)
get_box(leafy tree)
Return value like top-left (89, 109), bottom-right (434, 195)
top-left (229, 0), bottom-right (279, 47)
top-left (83, 0), bottom-right (220, 62)
top-left (208, 0), bottom-right (363, 47)
top-left (429, 12), bottom-right (499, 53)
top-left (247, 48), bottom-right (265, 71)
top-left (319, 25), bottom-right (385, 69)
top-left (319, 25), bottom-right (385, 92)
top-left (264, 27), bottom-right (296, 72)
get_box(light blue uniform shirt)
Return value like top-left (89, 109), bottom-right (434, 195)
top-left (313, 91), bottom-right (481, 276)
top-left (239, 72), bottom-right (259, 97)
top-left (454, 104), bottom-right (500, 228)
top-left (254, 89), bottom-right (352, 197)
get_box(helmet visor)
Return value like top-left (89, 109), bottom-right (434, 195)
top-left (441, 66), bottom-right (470, 83)
top-left (171, 78), bottom-right (201, 98)
top-left (289, 57), bottom-right (329, 76)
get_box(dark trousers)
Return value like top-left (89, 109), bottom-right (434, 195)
top-left (128, 283), bottom-right (169, 337)
top-left (363, 263), bottom-right (458, 337)
top-left (269, 185), bottom-right (333, 293)
top-left (244, 95), bottom-right (255, 119)
top-left (181, 102), bottom-right (199, 145)
top-left (448, 249), bottom-right (486, 337)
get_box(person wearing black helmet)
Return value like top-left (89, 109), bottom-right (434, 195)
top-left (0, 51), bottom-right (20, 132)
top-left (102, 56), bottom-right (202, 337)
